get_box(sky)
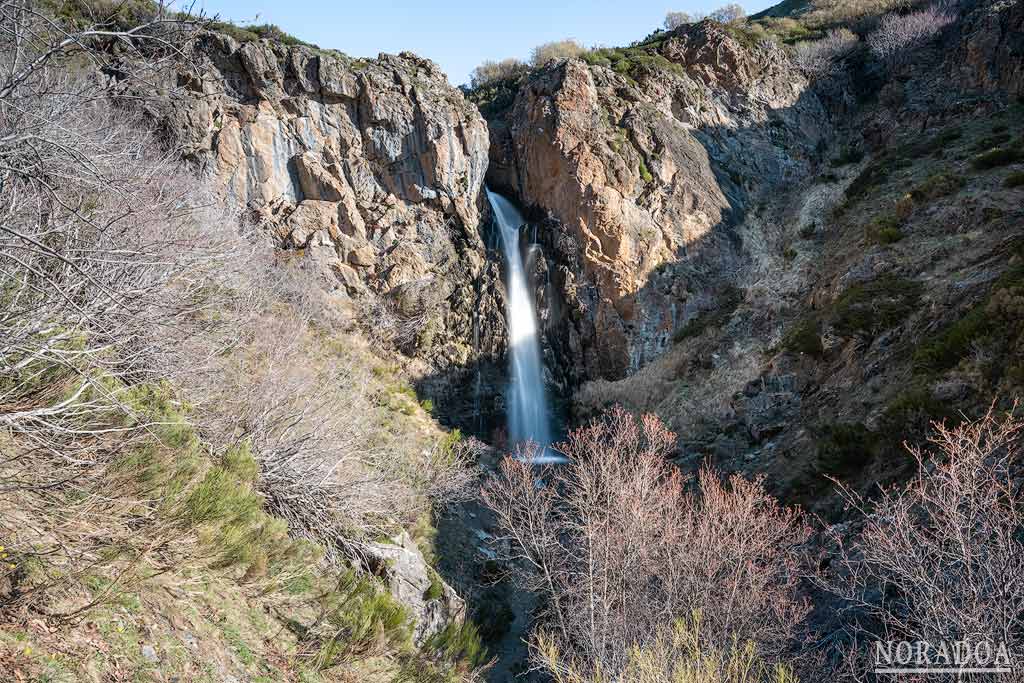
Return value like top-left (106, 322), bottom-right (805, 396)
top-left (193, 0), bottom-right (777, 87)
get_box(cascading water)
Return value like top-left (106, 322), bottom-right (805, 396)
top-left (485, 187), bottom-right (554, 454)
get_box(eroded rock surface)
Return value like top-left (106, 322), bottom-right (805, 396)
top-left (492, 22), bottom-right (829, 381)
top-left (363, 531), bottom-right (465, 644)
top-left (160, 35), bottom-right (504, 378)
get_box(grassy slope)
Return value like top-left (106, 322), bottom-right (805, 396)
top-left (0, 334), bottom-right (480, 682)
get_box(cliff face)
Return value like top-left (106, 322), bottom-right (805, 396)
top-left (155, 34), bottom-right (511, 432)
top-left (490, 22), bottom-right (829, 382)
top-left (148, 1), bottom-right (1024, 515)
top-left (167, 36), bottom-right (489, 335)
top-left (957, 0), bottom-right (1024, 96)
top-left (509, 0), bottom-right (1024, 516)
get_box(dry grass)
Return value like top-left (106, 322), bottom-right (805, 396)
top-left (802, 0), bottom-right (911, 29)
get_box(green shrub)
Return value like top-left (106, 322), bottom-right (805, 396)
top-left (894, 126), bottom-right (962, 160)
top-left (672, 287), bottom-right (741, 342)
top-left (122, 382), bottom-right (195, 446)
top-left (816, 423), bottom-right (877, 476)
top-left (913, 305), bottom-right (989, 372)
top-left (313, 570), bottom-right (412, 669)
top-left (910, 172), bottom-right (965, 202)
top-left (880, 386), bottom-right (955, 434)
top-left (831, 276), bottom-right (922, 339)
top-left (972, 132), bottom-right (1013, 152)
top-left (207, 21), bottom-right (312, 47)
top-left (913, 261), bottom-right (1024, 376)
top-left (971, 144), bottom-right (1024, 170)
top-left (830, 145), bottom-right (864, 166)
top-left (424, 621), bottom-right (488, 670)
top-left (865, 215), bottom-right (904, 245)
top-left (423, 570), bottom-right (444, 601)
top-left (1005, 171), bottom-right (1024, 188)
top-left (582, 43), bottom-right (684, 78)
top-left (782, 317), bottom-right (823, 357)
top-left (639, 158), bottom-right (654, 183)
top-left (42, 0), bottom-right (160, 31)
top-left (845, 160), bottom-right (889, 200)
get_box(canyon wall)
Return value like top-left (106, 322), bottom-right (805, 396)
top-left (151, 34), bottom-right (511, 432)
top-left (489, 22), bottom-right (829, 382)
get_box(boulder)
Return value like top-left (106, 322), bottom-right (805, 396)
top-left (362, 531), bottom-right (466, 644)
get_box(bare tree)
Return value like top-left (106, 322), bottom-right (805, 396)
top-left (821, 406), bottom-right (1024, 680)
top-left (470, 57), bottom-right (529, 89)
top-left (708, 3), bottom-right (747, 24)
top-left (482, 407), bottom-right (811, 680)
top-left (0, 0), bottom-right (216, 456)
top-left (530, 39), bottom-right (585, 68)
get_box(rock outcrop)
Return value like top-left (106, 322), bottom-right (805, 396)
top-left (957, 0), bottom-right (1024, 96)
top-left (158, 35), bottom-right (504, 376)
top-left (491, 22), bottom-right (829, 381)
top-left (363, 531), bottom-right (466, 644)
top-left (552, 0), bottom-right (1024, 518)
top-left (149, 33), bottom-right (514, 433)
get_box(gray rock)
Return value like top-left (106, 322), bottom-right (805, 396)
top-left (140, 644), bottom-right (159, 663)
top-left (362, 531), bottom-right (466, 644)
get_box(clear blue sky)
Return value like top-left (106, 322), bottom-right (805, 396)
top-left (193, 0), bottom-right (776, 86)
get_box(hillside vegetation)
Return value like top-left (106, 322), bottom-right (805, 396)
top-left (0, 3), bottom-right (485, 681)
top-left (5, 0), bottom-right (1024, 682)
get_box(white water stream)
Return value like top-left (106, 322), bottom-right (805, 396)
top-left (485, 188), bottom-right (558, 457)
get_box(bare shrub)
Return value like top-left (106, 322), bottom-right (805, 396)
top-left (482, 407), bottom-right (810, 680)
top-left (530, 39), bottom-right (585, 68)
top-left (0, 0), bottom-right (473, 568)
top-left (470, 58), bottom-right (529, 88)
top-left (664, 11), bottom-right (695, 30)
top-left (822, 406), bottom-right (1024, 676)
top-left (867, 5), bottom-right (955, 66)
top-left (537, 614), bottom-right (799, 683)
top-left (154, 252), bottom-right (476, 559)
top-left (0, 1), bottom-right (223, 462)
top-left (364, 279), bottom-right (440, 353)
top-left (664, 4), bottom-right (745, 29)
top-left (793, 28), bottom-right (860, 76)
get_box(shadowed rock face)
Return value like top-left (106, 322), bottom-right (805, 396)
top-left (492, 22), bottom-right (830, 382)
top-left (162, 34), bottom-right (502, 372)
top-left (957, 0), bottom-right (1024, 96)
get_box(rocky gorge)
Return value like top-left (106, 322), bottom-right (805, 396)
top-left (155, 0), bottom-right (1024, 518)
top-left (7, 0), bottom-right (1020, 678)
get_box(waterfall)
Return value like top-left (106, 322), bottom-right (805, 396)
top-left (485, 188), bottom-right (554, 454)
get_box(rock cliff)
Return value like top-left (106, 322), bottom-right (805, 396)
top-left (148, 0), bottom-right (1024, 519)
top-left (489, 22), bottom-right (829, 382)
top-left (153, 32), bottom-right (510, 433)
top-left (510, 0), bottom-right (1024, 517)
